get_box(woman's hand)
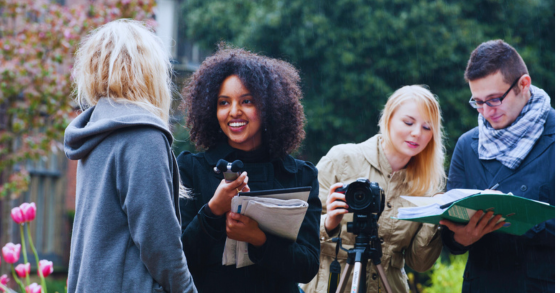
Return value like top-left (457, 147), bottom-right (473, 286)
top-left (226, 212), bottom-right (266, 247)
top-left (208, 172), bottom-right (250, 216)
top-left (324, 183), bottom-right (349, 233)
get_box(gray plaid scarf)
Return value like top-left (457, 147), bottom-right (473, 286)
top-left (478, 85), bottom-right (551, 170)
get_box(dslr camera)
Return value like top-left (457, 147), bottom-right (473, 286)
top-left (335, 178), bottom-right (385, 215)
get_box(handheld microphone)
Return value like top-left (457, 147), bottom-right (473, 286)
top-left (213, 159), bottom-right (244, 182)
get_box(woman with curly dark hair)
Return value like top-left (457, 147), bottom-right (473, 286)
top-left (178, 46), bottom-right (321, 293)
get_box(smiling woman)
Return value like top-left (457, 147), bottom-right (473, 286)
top-left (177, 45), bottom-right (321, 293)
top-left (216, 75), bottom-right (262, 151)
top-left (182, 45), bottom-right (305, 159)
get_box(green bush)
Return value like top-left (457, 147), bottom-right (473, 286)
top-left (45, 278), bottom-right (67, 293)
top-left (422, 253), bottom-right (468, 293)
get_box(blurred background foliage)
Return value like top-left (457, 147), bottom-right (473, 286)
top-left (174, 0), bottom-right (554, 165)
top-left (0, 0), bottom-right (157, 197)
top-left (418, 253), bottom-right (469, 293)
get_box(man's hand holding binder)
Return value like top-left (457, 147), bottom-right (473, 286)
top-left (439, 186), bottom-right (506, 246)
top-left (439, 209), bottom-right (506, 246)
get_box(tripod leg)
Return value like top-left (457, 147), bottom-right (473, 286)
top-left (351, 262), bottom-right (363, 293)
top-left (336, 263), bottom-right (353, 293)
top-left (375, 264), bottom-right (394, 293)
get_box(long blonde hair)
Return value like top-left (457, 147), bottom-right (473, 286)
top-left (378, 85), bottom-right (446, 196)
top-left (72, 19), bottom-right (172, 125)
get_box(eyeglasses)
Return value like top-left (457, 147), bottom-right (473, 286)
top-left (468, 76), bottom-right (521, 109)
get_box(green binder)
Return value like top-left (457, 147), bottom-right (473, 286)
top-left (396, 193), bottom-right (555, 236)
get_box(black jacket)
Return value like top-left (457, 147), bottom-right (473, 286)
top-left (178, 143), bottom-right (321, 293)
top-left (443, 108), bottom-right (555, 293)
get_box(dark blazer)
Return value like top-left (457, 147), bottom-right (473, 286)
top-left (443, 109), bottom-right (555, 293)
top-left (178, 143), bottom-right (321, 293)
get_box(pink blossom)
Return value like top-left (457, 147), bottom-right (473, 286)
top-left (2, 243), bottom-right (21, 264)
top-left (25, 283), bottom-right (42, 293)
top-left (63, 29), bottom-right (72, 40)
top-left (15, 263), bottom-right (30, 278)
top-left (20, 202), bottom-right (36, 222)
top-left (11, 207), bottom-right (24, 224)
top-left (146, 19), bottom-right (158, 29)
top-left (0, 274), bottom-right (8, 285)
top-left (121, 0), bottom-right (132, 4)
top-left (0, 274), bottom-right (8, 292)
top-left (38, 260), bottom-right (53, 277)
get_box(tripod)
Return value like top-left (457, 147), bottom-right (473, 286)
top-left (335, 213), bottom-right (393, 293)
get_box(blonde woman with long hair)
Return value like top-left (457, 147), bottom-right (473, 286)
top-left (302, 85), bottom-right (445, 293)
top-left (64, 20), bottom-right (197, 293)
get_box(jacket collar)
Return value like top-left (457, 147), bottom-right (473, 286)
top-left (203, 142), bottom-right (298, 173)
top-left (359, 134), bottom-right (396, 176)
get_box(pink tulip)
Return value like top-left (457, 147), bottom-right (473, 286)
top-left (38, 260), bottom-right (53, 277)
top-left (20, 203), bottom-right (36, 222)
top-left (0, 274), bottom-right (8, 292)
top-left (15, 263), bottom-right (30, 278)
top-left (25, 283), bottom-right (41, 293)
top-left (11, 207), bottom-right (24, 224)
top-left (0, 274), bottom-right (8, 285)
top-left (2, 243), bottom-right (21, 264)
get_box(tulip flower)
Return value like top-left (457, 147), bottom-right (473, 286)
top-left (38, 260), bottom-right (53, 278)
top-left (0, 274), bottom-right (8, 292)
top-left (20, 203), bottom-right (36, 223)
top-left (0, 274), bottom-right (8, 285)
top-left (15, 263), bottom-right (30, 278)
top-left (2, 243), bottom-right (21, 264)
top-left (25, 283), bottom-right (42, 293)
top-left (11, 207), bottom-right (24, 224)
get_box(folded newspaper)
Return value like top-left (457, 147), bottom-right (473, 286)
top-left (222, 187), bottom-right (311, 268)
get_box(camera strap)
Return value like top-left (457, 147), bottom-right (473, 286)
top-left (327, 230), bottom-right (342, 293)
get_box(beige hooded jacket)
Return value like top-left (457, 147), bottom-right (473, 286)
top-left (301, 135), bottom-right (442, 293)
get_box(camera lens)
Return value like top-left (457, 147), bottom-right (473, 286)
top-left (355, 190), bottom-right (365, 202)
top-left (344, 179), bottom-right (383, 215)
top-left (347, 186), bottom-right (372, 211)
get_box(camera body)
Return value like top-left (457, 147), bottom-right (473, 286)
top-left (335, 178), bottom-right (385, 215)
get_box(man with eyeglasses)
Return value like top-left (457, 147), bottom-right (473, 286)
top-left (439, 39), bottom-right (554, 292)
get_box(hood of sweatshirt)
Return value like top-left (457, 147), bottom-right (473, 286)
top-left (64, 98), bottom-right (173, 160)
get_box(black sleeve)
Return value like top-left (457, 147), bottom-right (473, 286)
top-left (178, 152), bottom-right (227, 276)
top-left (247, 161), bottom-right (321, 283)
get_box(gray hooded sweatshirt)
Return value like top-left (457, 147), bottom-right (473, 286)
top-left (64, 98), bottom-right (197, 293)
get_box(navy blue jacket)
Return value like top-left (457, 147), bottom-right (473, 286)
top-left (178, 143), bottom-right (321, 293)
top-left (443, 109), bottom-right (555, 292)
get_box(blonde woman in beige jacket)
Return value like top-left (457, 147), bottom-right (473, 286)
top-left (301, 85), bottom-right (446, 293)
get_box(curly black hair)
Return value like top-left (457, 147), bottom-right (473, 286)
top-left (181, 45), bottom-right (306, 159)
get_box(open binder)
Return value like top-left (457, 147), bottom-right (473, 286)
top-left (395, 189), bottom-right (555, 236)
